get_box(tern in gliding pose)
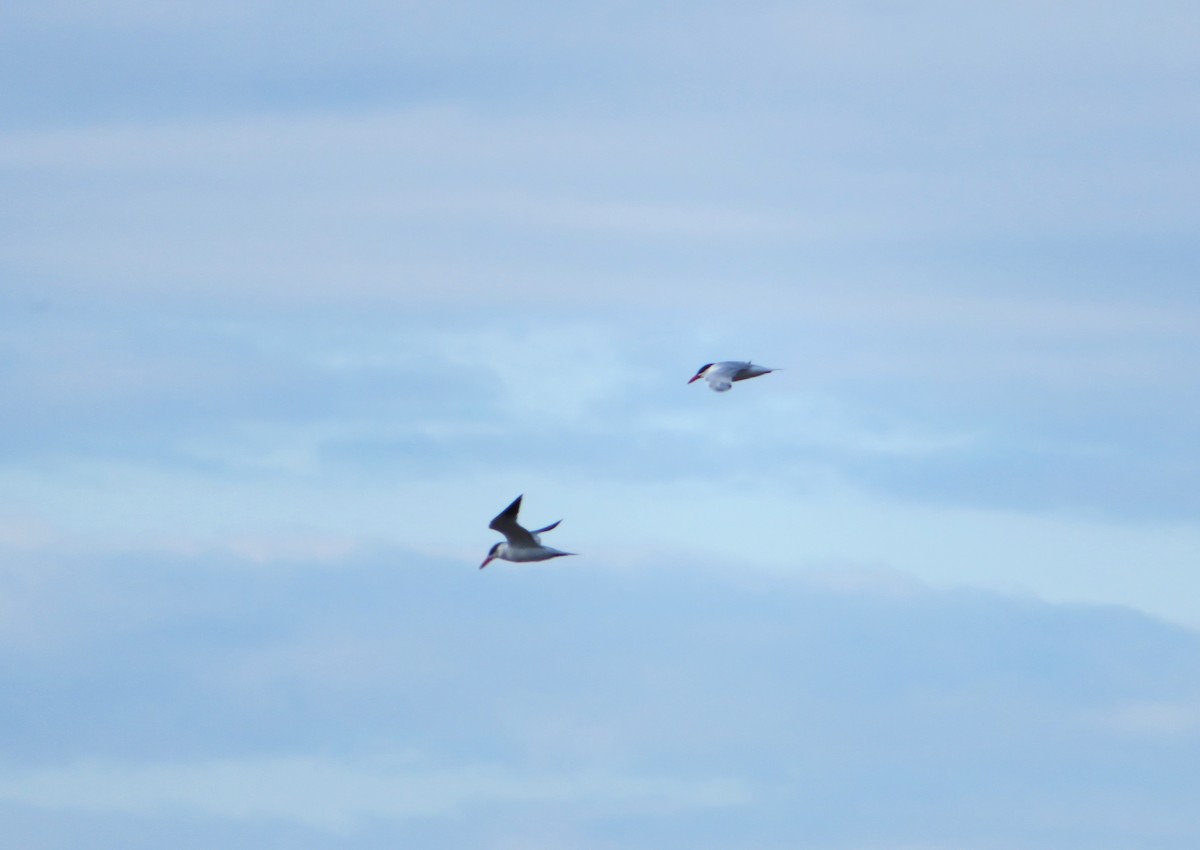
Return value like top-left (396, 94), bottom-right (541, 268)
top-left (688, 361), bottom-right (776, 392)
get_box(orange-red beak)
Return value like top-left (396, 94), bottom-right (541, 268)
top-left (687, 373), bottom-right (702, 383)
top-left (479, 556), bottom-right (494, 569)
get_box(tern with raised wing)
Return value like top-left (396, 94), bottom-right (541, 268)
top-left (480, 495), bottom-right (575, 569)
top-left (688, 361), bottom-right (776, 392)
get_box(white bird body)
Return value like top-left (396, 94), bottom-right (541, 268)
top-left (688, 360), bottom-right (776, 392)
top-left (481, 495), bottom-right (575, 569)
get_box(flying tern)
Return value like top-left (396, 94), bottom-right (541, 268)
top-left (480, 495), bottom-right (576, 569)
top-left (688, 361), bottom-right (776, 392)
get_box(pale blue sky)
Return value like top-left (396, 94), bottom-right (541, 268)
top-left (2, 2), bottom-right (1199, 848)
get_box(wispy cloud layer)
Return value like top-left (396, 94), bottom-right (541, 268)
top-left (0, 755), bottom-right (751, 831)
top-left (1, 546), bottom-right (1198, 848)
top-left (3, 3), bottom-right (1199, 847)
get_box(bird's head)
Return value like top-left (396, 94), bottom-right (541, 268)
top-left (480, 542), bottom-right (502, 569)
top-left (688, 362), bottom-right (714, 384)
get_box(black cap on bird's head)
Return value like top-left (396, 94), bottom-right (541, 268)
top-left (688, 363), bottom-right (714, 384)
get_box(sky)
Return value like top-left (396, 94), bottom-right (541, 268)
top-left (2, 1), bottom-right (1199, 847)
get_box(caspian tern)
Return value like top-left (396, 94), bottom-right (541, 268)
top-left (480, 495), bottom-right (576, 569)
top-left (688, 361), bottom-right (776, 392)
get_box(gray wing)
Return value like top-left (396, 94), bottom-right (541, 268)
top-left (530, 520), bottom-right (561, 535)
top-left (733, 362), bottom-right (775, 382)
top-left (489, 495), bottom-right (536, 546)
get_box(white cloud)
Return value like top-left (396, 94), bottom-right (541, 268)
top-left (1098, 698), bottom-right (1200, 737)
top-left (4, 80), bottom-right (1197, 313)
top-left (0, 755), bottom-right (751, 831)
